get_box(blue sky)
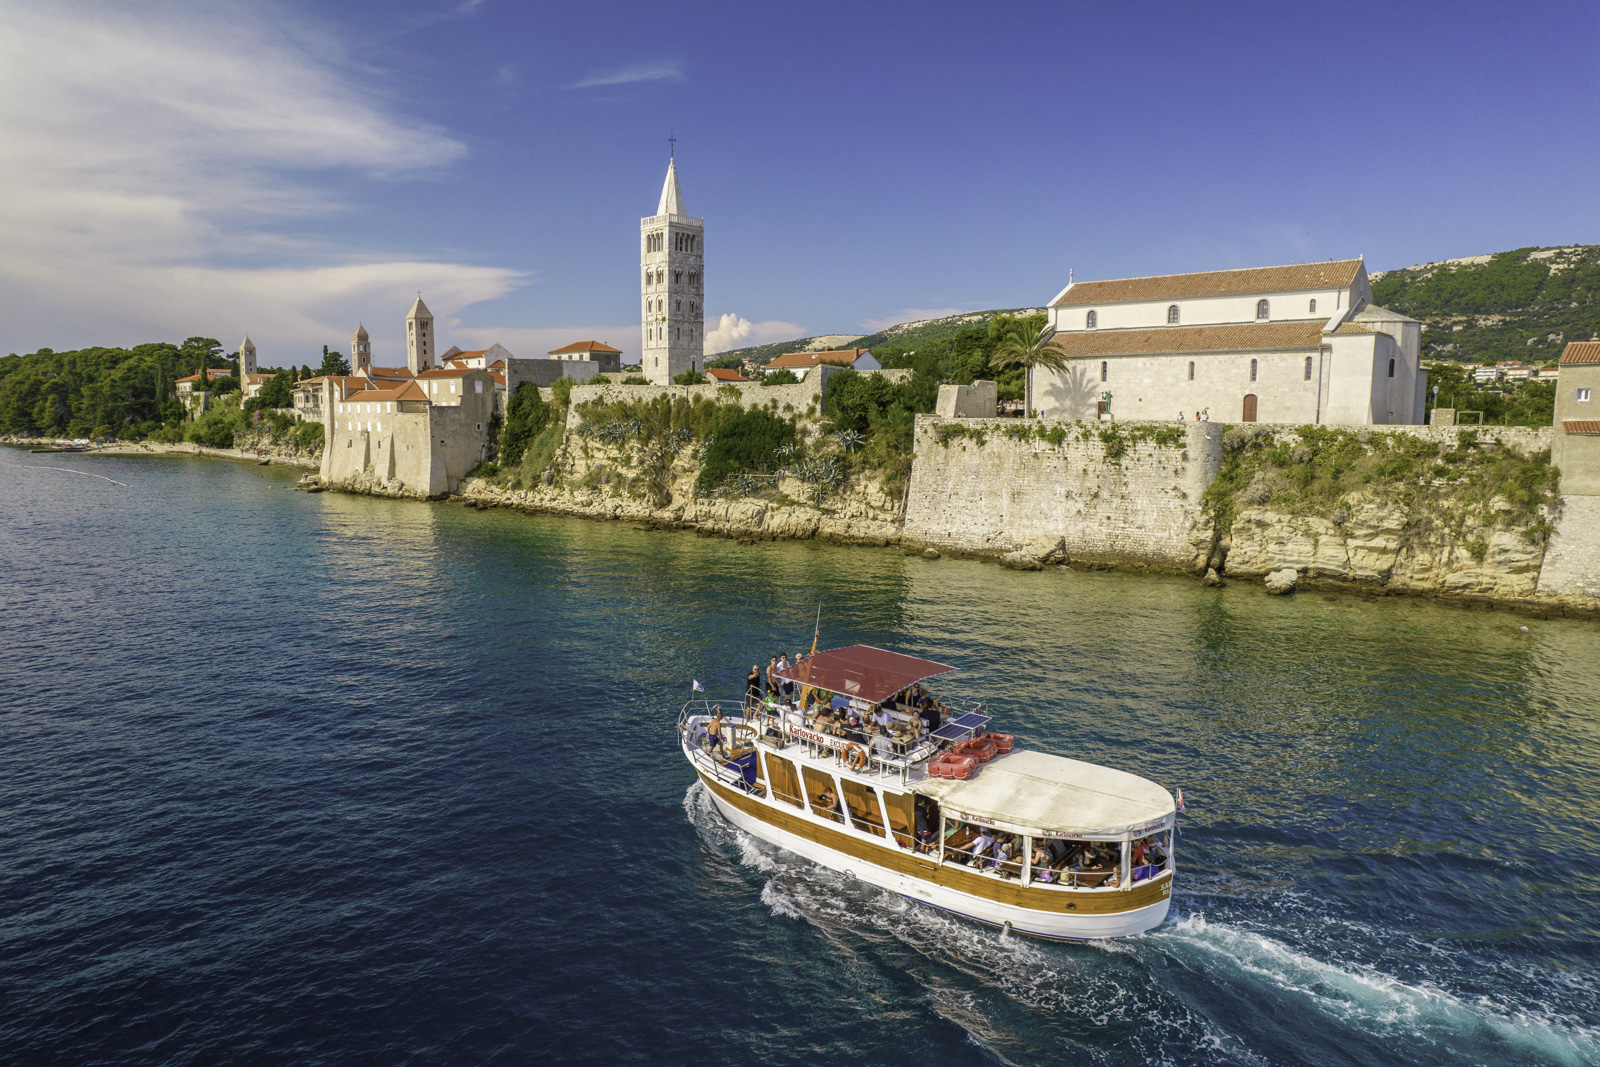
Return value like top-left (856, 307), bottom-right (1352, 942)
top-left (1, 0), bottom-right (1596, 365)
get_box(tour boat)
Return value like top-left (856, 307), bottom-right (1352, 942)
top-left (679, 645), bottom-right (1178, 941)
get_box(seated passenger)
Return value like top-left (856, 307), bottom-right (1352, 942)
top-left (870, 705), bottom-right (893, 732)
top-left (1031, 843), bottom-right (1056, 882)
top-left (965, 828), bottom-right (996, 866)
top-left (990, 838), bottom-right (1012, 873)
top-left (815, 786), bottom-right (841, 816)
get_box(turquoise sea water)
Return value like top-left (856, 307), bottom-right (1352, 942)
top-left (1, 444), bottom-right (1597, 1065)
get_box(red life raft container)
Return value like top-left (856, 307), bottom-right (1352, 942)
top-left (953, 738), bottom-right (999, 764)
top-left (981, 732), bottom-right (1014, 754)
top-left (928, 753), bottom-right (978, 780)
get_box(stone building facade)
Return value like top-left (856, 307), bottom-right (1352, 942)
top-left (1551, 341), bottom-right (1600, 496)
top-left (640, 157), bottom-right (704, 384)
top-left (1036, 259), bottom-right (1427, 426)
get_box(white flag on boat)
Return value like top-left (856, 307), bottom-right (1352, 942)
top-left (691, 680), bottom-right (704, 692)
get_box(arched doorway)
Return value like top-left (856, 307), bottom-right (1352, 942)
top-left (1242, 394), bottom-right (1258, 422)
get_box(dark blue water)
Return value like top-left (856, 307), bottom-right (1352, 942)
top-left (1, 446), bottom-right (1597, 1066)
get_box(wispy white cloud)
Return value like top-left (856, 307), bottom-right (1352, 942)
top-left (569, 60), bottom-right (685, 89)
top-left (858, 307), bottom-right (970, 333)
top-left (704, 313), bottom-right (804, 354)
top-left (0, 0), bottom-right (520, 356)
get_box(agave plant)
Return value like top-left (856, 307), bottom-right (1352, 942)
top-left (792, 457), bottom-right (822, 484)
top-left (575, 420), bottom-right (594, 439)
top-left (775, 443), bottom-right (797, 463)
top-left (599, 421), bottom-right (627, 444)
top-left (834, 429), bottom-right (863, 453)
top-left (625, 417), bottom-right (643, 440)
top-left (819, 456), bottom-right (845, 489)
top-left (695, 436), bottom-right (715, 462)
top-left (675, 425), bottom-right (693, 444)
top-left (732, 474), bottom-right (761, 498)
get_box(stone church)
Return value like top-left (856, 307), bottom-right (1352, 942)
top-left (640, 155), bottom-right (705, 384)
top-left (1036, 259), bottom-right (1427, 425)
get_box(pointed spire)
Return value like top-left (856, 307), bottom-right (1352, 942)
top-left (354, 323), bottom-right (369, 340)
top-left (657, 158), bottom-right (686, 217)
top-left (408, 294), bottom-right (432, 319)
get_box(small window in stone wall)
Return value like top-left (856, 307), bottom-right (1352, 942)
top-left (1257, 299), bottom-right (1269, 319)
top-left (1250, 358), bottom-right (1258, 381)
top-left (1188, 360), bottom-right (1195, 381)
top-left (1388, 358), bottom-right (1395, 378)
top-left (1305, 355), bottom-right (1313, 380)
top-left (1087, 310), bottom-right (1097, 328)
top-left (1579, 388), bottom-right (1592, 402)
top-left (1309, 298), bottom-right (1317, 313)
top-left (1168, 305), bottom-right (1180, 324)
top-left (1100, 360), bottom-right (1108, 382)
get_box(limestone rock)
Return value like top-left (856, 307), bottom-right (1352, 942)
top-left (1264, 567), bottom-right (1298, 595)
top-left (1023, 534), bottom-right (1067, 564)
top-left (999, 551), bottom-right (1044, 571)
top-left (1202, 567), bottom-right (1224, 587)
top-left (923, 548), bottom-right (941, 560)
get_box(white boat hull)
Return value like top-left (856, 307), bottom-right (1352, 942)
top-left (699, 769), bottom-right (1172, 942)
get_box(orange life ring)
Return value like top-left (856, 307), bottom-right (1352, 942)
top-left (843, 743), bottom-right (869, 772)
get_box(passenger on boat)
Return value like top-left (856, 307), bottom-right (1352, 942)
top-left (776, 653), bottom-right (792, 701)
top-left (765, 656), bottom-right (780, 699)
top-left (705, 709), bottom-right (725, 756)
top-left (1031, 842), bottom-right (1056, 882)
top-left (745, 665), bottom-right (762, 711)
top-left (964, 828), bottom-right (996, 866)
top-left (816, 785), bottom-right (841, 816)
top-left (914, 801), bottom-right (935, 852)
top-left (870, 705), bottom-right (893, 732)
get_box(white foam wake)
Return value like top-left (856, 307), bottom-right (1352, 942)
top-left (1156, 913), bottom-right (1600, 1065)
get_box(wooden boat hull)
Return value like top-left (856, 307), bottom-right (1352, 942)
top-left (696, 767), bottom-right (1173, 941)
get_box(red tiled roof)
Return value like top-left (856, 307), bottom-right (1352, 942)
top-left (550, 340), bottom-right (622, 355)
top-left (1559, 342), bottom-right (1600, 365)
top-left (175, 368), bottom-right (234, 384)
top-left (1053, 259), bottom-right (1364, 307)
top-left (706, 367), bottom-right (749, 382)
top-left (1562, 420), bottom-right (1600, 435)
top-left (1050, 321), bottom-right (1326, 357)
top-left (415, 366), bottom-right (477, 379)
top-left (768, 348), bottom-right (870, 369)
top-left (342, 381), bottom-right (428, 404)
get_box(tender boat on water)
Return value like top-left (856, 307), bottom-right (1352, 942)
top-left (679, 645), bottom-right (1178, 941)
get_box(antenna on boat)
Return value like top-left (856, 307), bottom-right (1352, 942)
top-left (798, 603), bottom-right (822, 709)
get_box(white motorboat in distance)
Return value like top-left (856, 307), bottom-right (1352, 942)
top-left (679, 645), bottom-right (1177, 941)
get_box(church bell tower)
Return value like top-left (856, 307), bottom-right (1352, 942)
top-left (239, 335), bottom-right (257, 378)
top-left (406, 296), bottom-right (434, 374)
top-left (640, 149), bottom-right (704, 384)
top-left (352, 323), bottom-right (371, 376)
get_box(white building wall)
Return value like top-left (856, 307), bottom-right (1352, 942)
top-left (640, 213), bottom-right (705, 385)
top-left (1034, 349), bottom-right (1330, 423)
top-left (1051, 287), bottom-right (1353, 333)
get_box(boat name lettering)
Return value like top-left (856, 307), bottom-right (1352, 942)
top-left (785, 723), bottom-right (840, 749)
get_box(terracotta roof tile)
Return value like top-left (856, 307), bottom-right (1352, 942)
top-left (1333, 323), bottom-right (1376, 335)
top-left (1053, 259), bottom-right (1364, 307)
top-left (341, 381), bottom-right (428, 404)
top-left (550, 340), bottom-right (622, 354)
top-left (1559, 341), bottom-right (1600, 365)
top-left (768, 348), bottom-right (870, 369)
top-left (1562, 420), bottom-right (1600, 434)
top-left (706, 367), bottom-right (749, 382)
top-left (1050, 321), bottom-right (1326, 357)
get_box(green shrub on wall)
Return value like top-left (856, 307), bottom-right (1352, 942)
top-left (696, 408), bottom-right (796, 492)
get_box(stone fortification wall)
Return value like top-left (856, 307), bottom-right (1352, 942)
top-left (566, 377), bottom-right (824, 419)
top-left (903, 416), bottom-right (1222, 568)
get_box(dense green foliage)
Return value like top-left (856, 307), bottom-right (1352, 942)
top-left (823, 367), bottom-right (940, 495)
top-left (1203, 425), bottom-right (1557, 542)
top-left (1426, 363), bottom-right (1555, 426)
top-left (0, 338), bottom-right (228, 437)
top-left (500, 383), bottom-right (553, 466)
top-left (1372, 246), bottom-right (1600, 363)
top-left (760, 368), bottom-right (799, 385)
top-left (696, 408), bottom-right (795, 491)
top-left (672, 369), bottom-right (709, 385)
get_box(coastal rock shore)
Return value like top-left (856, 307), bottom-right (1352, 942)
top-left (1, 435), bottom-right (318, 471)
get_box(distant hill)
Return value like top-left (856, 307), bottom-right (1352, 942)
top-left (1371, 245), bottom-right (1600, 364)
top-left (715, 308), bottom-right (1044, 365)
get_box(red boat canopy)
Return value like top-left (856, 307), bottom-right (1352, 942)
top-left (774, 645), bottom-right (958, 704)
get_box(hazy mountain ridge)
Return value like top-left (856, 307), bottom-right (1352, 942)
top-left (1370, 244), bottom-right (1600, 364)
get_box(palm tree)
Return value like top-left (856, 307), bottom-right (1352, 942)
top-left (989, 323), bottom-right (1064, 417)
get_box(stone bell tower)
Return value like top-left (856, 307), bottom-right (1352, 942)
top-left (352, 323), bottom-right (371, 376)
top-left (239, 335), bottom-right (257, 377)
top-left (406, 295), bottom-right (434, 374)
top-left (640, 150), bottom-right (704, 384)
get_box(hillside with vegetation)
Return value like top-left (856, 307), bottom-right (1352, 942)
top-left (1371, 245), bottom-right (1600, 364)
top-left (712, 308), bottom-right (1042, 368)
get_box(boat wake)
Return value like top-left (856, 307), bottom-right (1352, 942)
top-left (684, 782), bottom-right (1599, 1066)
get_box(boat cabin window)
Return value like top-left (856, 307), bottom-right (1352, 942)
top-left (1128, 830), bottom-right (1171, 882)
top-left (942, 820), bottom-right (1024, 878)
top-left (1024, 836), bottom-right (1128, 889)
top-left (882, 791), bottom-right (917, 848)
top-left (763, 753), bottom-right (803, 808)
top-left (840, 780), bottom-right (885, 837)
top-left (800, 765), bottom-right (844, 823)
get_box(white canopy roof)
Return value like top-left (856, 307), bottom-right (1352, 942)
top-left (912, 750), bottom-right (1175, 838)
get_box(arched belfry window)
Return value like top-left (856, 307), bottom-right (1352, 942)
top-left (1250, 358), bottom-right (1258, 382)
top-left (1167, 305), bottom-right (1180, 324)
top-left (1086, 310), bottom-right (1097, 329)
top-left (1309, 298), bottom-right (1317, 314)
top-left (1257, 299), bottom-right (1270, 319)
top-left (1388, 358), bottom-right (1396, 378)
